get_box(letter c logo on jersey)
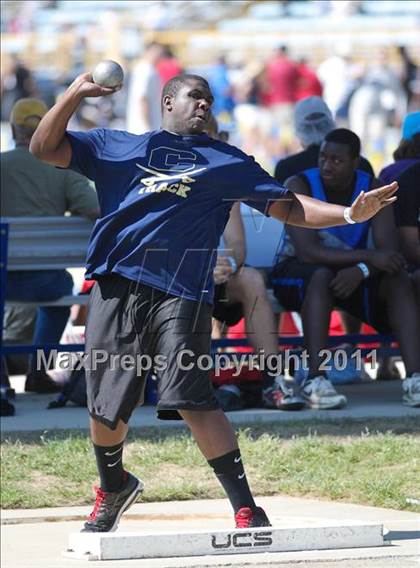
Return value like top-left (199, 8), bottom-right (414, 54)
top-left (136, 146), bottom-right (206, 199)
top-left (148, 147), bottom-right (197, 173)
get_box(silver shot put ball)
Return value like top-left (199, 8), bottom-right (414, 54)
top-left (92, 60), bottom-right (124, 88)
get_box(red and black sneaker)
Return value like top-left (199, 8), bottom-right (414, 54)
top-left (82, 471), bottom-right (144, 533)
top-left (235, 506), bottom-right (271, 528)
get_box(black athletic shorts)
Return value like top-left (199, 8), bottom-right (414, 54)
top-left (212, 283), bottom-right (244, 326)
top-left (85, 274), bottom-right (219, 428)
top-left (270, 258), bottom-right (391, 333)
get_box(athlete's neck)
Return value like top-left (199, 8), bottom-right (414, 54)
top-left (162, 127), bottom-right (202, 136)
top-left (162, 119), bottom-right (203, 137)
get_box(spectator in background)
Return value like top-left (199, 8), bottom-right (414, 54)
top-left (207, 117), bottom-right (304, 411)
top-left (262, 45), bottom-right (298, 108)
top-left (207, 56), bottom-right (235, 120)
top-left (270, 129), bottom-right (420, 409)
top-left (381, 114), bottom-right (420, 322)
top-left (231, 58), bottom-right (282, 168)
top-left (260, 46), bottom-right (299, 141)
top-left (276, 97), bottom-right (395, 382)
top-left (1, 56), bottom-right (37, 121)
top-left (126, 42), bottom-right (163, 134)
top-left (295, 58), bottom-right (323, 101)
top-left (1, 98), bottom-right (99, 398)
top-left (274, 96), bottom-right (374, 184)
top-left (379, 125), bottom-right (418, 369)
top-left (317, 48), bottom-right (355, 119)
top-left (394, 162), bottom-right (420, 318)
top-left (231, 59), bottom-right (261, 108)
top-left (213, 203), bottom-right (304, 411)
top-left (348, 50), bottom-right (406, 155)
top-left (379, 112), bottom-right (420, 184)
top-left (397, 46), bottom-right (418, 111)
top-left (156, 45), bottom-right (183, 86)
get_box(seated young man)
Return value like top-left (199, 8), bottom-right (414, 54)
top-left (213, 201), bottom-right (304, 411)
top-left (207, 117), bottom-right (304, 411)
top-left (270, 128), bottom-right (420, 409)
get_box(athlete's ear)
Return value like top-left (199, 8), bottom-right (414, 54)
top-left (163, 95), bottom-right (173, 112)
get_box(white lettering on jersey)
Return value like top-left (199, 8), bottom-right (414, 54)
top-left (136, 147), bottom-right (206, 198)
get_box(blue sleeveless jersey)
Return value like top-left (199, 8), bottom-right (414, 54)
top-left (302, 167), bottom-right (371, 248)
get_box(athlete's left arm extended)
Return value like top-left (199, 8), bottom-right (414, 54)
top-left (268, 181), bottom-right (398, 229)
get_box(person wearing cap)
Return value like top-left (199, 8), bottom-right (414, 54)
top-left (270, 128), bottom-right (420, 409)
top-left (274, 96), bottom-right (374, 184)
top-left (1, 98), bottom-right (99, 399)
top-left (379, 111), bottom-right (420, 184)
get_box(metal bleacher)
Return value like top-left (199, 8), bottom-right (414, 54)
top-left (0, 217), bottom-right (93, 357)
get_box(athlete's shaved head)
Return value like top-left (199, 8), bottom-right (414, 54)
top-left (161, 74), bottom-right (214, 135)
top-left (161, 74), bottom-right (210, 107)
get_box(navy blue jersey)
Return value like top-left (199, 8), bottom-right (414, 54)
top-left (67, 128), bottom-right (290, 303)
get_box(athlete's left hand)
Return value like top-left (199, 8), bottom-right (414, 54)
top-left (349, 181), bottom-right (398, 223)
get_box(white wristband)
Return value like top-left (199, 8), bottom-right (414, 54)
top-left (344, 207), bottom-right (356, 224)
top-left (227, 256), bottom-right (238, 273)
top-left (357, 262), bottom-right (370, 279)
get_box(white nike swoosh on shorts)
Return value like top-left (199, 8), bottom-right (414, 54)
top-left (237, 473), bottom-right (245, 479)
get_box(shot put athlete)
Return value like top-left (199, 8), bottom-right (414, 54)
top-left (30, 72), bottom-right (397, 532)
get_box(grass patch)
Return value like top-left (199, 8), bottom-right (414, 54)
top-left (1, 418), bottom-right (419, 511)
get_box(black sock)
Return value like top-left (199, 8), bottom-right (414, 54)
top-left (93, 441), bottom-right (125, 492)
top-left (208, 449), bottom-right (256, 514)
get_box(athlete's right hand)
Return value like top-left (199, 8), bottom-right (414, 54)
top-left (69, 72), bottom-right (121, 98)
